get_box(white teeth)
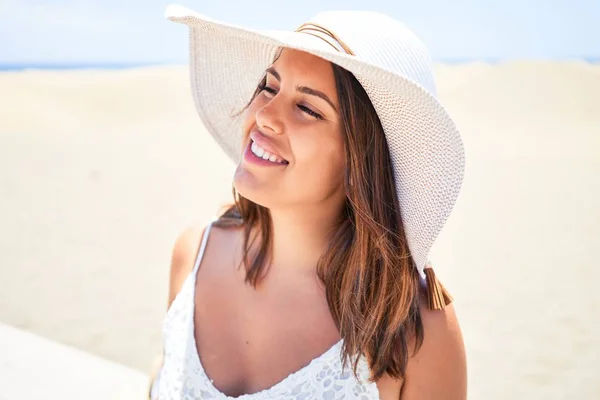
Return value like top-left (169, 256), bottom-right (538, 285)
top-left (251, 140), bottom-right (285, 164)
top-left (252, 142), bottom-right (265, 157)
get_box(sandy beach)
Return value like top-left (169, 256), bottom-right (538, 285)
top-left (0, 322), bottom-right (148, 399)
top-left (0, 61), bottom-right (599, 399)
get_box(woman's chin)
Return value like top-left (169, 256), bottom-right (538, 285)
top-left (233, 167), bottom-right (276, 208)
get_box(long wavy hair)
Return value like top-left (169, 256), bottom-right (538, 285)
top-left (213, 55), bottom-right (425, 382)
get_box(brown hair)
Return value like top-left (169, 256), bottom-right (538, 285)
top-left (214, 59), bottom-right (424, 382)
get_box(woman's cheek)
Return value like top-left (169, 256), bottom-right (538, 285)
top-left (303, 140), bottom-right (341, 173)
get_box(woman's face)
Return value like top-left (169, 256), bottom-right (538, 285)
top-left (234, 48), bottom-right (345, 210)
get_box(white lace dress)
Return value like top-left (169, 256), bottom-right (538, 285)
top-left (150, 221), bottom-right (381, 399)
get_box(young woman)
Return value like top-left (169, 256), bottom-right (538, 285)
top-left (149, 5), bottom-right (467, 399)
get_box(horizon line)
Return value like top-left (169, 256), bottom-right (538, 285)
top-left (1, 57), bottom-right (599, 71)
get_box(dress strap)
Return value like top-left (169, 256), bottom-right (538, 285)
top-left (191, 217), bottom-right (218, 275)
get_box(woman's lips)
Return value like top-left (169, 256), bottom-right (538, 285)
top-left (243, 139), bottom-right (289, 167)
top-left (249, 131), bottom-right (287, 162)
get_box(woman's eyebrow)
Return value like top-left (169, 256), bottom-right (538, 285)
top-left (266, 67), bottom-right (338, 113)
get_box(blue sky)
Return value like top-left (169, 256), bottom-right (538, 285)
top-left (0, 0), bottom-right (598, 64)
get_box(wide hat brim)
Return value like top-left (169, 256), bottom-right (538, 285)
top-left (166, 5), bottom-right (465, 279)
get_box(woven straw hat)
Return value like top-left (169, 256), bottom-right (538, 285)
top-left (165, 5), bottom-right (465, 309)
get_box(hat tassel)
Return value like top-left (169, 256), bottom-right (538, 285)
top-left (424, 266), bottom-right (453, 311)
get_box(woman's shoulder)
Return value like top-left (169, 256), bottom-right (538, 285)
top-left (408, 300), bottom-right (466, 398)
top-left (170, 223), bottom-right (207, 271)
top-left (376, 298), bottom-right (466, 399)
top-left (169, 217), bottom-right (243, 276)
top-left (167, 218), bottom-right (240, 305)
top-left (166, 222), bottom-right (207, 307)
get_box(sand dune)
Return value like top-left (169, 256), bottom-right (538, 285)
top-left (0, 61), bottom-right (599, 399)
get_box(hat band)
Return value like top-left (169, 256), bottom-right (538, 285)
top-left (295, 22), bottom-right (355, 56)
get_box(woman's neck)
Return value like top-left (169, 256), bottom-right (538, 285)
top-left (263, 204), bottom-right (343, 278)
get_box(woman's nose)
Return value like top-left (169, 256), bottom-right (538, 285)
top-left (255, 100), bottom-right (284, 135)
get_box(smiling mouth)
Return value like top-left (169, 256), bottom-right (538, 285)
top-left (249, 138), bottom-right (289, 165)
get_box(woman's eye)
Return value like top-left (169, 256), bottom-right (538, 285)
top-left (297, 105), bottom-right (323, 120)
top-left (257, 83), bottom-right (322, 120)
top-left (258, 83), bottom-right (277, 96)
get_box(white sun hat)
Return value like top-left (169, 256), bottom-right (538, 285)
top-left (165, 4), bottom-right (465, 310)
